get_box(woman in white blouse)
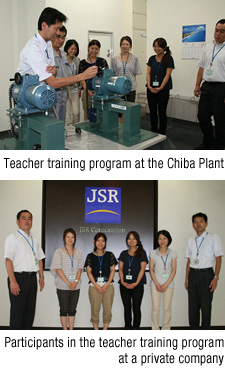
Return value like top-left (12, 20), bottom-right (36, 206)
top-left (149, 230), bottom-right (177, 330)
top-left (50, 228), bottom-right (83, 330)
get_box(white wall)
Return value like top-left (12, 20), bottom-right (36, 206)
top-left (147, 0), bottom-right (225, 97)
top-left (0, 180), bottom-right (224, 328)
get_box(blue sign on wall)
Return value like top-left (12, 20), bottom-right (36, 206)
top-left (85, 187), bottom-right (121, 224)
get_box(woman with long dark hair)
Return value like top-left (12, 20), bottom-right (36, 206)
top-left (149, 230), bottom-right (177, 330)
top-left (118, 231), bottom-right (148, 329)
top-left (85, 233), bottom-right (117, 330)
top-left (50, 228), bottom-right (83, 330)
top-left (146, 38), bottom-right (175, 134)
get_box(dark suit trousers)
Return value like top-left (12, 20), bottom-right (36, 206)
top-left (8, 272), bottom-right (37, 330)
top-left (188, 268), bottom-right (214, 330)
top-left (198, 81), bottom-right (225, 149)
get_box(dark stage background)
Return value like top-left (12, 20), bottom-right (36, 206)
top-left (42, 180), bottom-right (158, 269)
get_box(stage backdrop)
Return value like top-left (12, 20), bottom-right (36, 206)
top-left (42, 180), bottom-right (158, 269)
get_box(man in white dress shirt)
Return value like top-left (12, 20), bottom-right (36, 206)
top-left (17, 7), bottom-right (97, 89)
top-left (194, 19), bottom-right (225, 150)
top-left (4, 210), bottom-right (45, 329)
top-left (185, 212), bottom-right (223, 329)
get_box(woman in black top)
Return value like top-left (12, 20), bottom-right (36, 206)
top-left (146, 38), bottom-right (175, 134)
top-left (85, 232), bottom-right (117, 330)
top-left (119, 231), bottom-right (148, 329)
top-left (79, 39), bottom-right (109, 120)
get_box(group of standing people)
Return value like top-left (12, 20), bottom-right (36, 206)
top-left (51, 26), bottom-right (174, 136)
top-left (4, 210), bottom-right (223, 330)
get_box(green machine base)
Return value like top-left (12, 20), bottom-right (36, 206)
top-left (1, 113), bottom-right (65, 150)
top-left (76, 98), bottom-right (158, 147)
top-left (76, 121), bottom-right (158, 147)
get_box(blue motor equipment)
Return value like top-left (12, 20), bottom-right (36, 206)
top-left (6, 73), bottom-right (65, 150)
top-left (83, 68), bottom-right (142, 140)
top-left (12, 73), bottom-right (56, 114)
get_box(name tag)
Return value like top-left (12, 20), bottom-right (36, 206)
top-left (126, 275), bottom-right (132, 280)
top-left (97, 277), bottom-right (104, 283)
top-left (206, 69), bottom-right (213, 76)
top-left (153, 81), bottom-right (160, 87)
top-left (162, 273), bottom-right (169, 279)
top-left (69, 275), bottom-right (76, 280)
top-left (35, 258), bottom-right (39, 265)
top-left (194, 259), bottom-right (199, 265)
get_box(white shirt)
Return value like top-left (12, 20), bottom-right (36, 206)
top-left (17, 32), bottom-right (55, 82)
top-left (198, 41), bottom-right (225, 82)
top-left (149, 248), bottom-right (178, 288)
top-left (4, 229), bottom-right (45, 272)
top-left (185, 231), bottom-right (223, 269)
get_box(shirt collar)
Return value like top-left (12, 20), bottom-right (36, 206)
top-left (35, 32), bottom-right (52, 50)
top-left (156, 247), bottom-right (171, 256)
top-left (196, 230), bottom-right (208, 239)
top-left (213, 40), bottom-right (225, 46)
top-left (18, 228), bottom-right (32, 238)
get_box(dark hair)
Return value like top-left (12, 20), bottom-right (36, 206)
top-left (192, 212), bottom-right (208, 223)
top-left (153, 37), bottom-right (171, 66)
top-left (88, 39), bottom-right (101, 49)
top-left (64, 39), bottom-right (80, 57)
top-left (17, 210), bottom-right (32, 220)
top-left (155, 230), bottom-right (172, 248)
top-left (120, 36), bottom-right (132, 48)
top-left (216, 19), bottom-right (225, 25)
top-left (63, 228), bottom-right (76, 248)
top-left (126, 231), bottom-right (144, 257)
top-left (93, 233), bottom-right (107, 252)
top-left (59, 25), bottom-right (67, 36)
top-left (38, 7), bottom-right (67, 31)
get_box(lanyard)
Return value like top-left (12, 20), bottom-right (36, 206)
top-left (35, 33), bottom-right (50, 60)
top-left (64, 246), bottom-right (74, 269)
top-left (155, 58), bottom-right (161, 76)
top-left (96, 251), bottom-right (104, 274)
top-left (195, 232), bottom-right (208, 256)
top-left (69, 62), bottom-right (75, 75)
top-left (17, 230), bottom-right (35, 256)
top-left (160, 254), bottom-right (168, 271)
top-left (212, 44), bottom-right (225, 63)
top-left (89, 57), bottom-right (98, 66)
top-left (122, 54), bottom-right (129, 75)
top-left (128, 254), bottom-right (134, 272)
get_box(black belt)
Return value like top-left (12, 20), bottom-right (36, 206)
top-left (190, 267), bottom-right (213, 272)
top-left (15, 271), bottom-right (37, 275)
top-left (205, 81), bottom-right (225, 84)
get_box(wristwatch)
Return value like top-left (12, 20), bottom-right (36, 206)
top-left (214, 275), bottom-right (219, 280)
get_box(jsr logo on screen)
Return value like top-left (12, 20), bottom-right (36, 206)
top-left (85, 187), bottom-right (121, 223)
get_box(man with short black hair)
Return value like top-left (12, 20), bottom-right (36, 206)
top-left (185, 212), bottom-right (223, 329)
top-left (194, 19), bottom-right (225, 149)
top-left (4, 210), bottom-right (45, 329)
top-left (17, 7), bottom-right (97, 88)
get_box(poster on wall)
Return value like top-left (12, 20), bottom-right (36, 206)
top-left (182, 24), bottom-right (206, 60)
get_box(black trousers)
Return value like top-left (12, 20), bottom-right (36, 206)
top-left (198, 81), bottom-right (225, 149)
top-left (57, 289), bottom-right (80, 316)
top-left (120, 284), bottom-right (144, 329)
top-left (8, 272), bottom-right (37, 330)
top-left (147, 88), bottom-right (170, 133)
top-left (188, 268), bottom-right (214, 330)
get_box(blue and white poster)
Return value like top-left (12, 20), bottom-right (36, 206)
top-left (182, 24), bottom-right (206, 60)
